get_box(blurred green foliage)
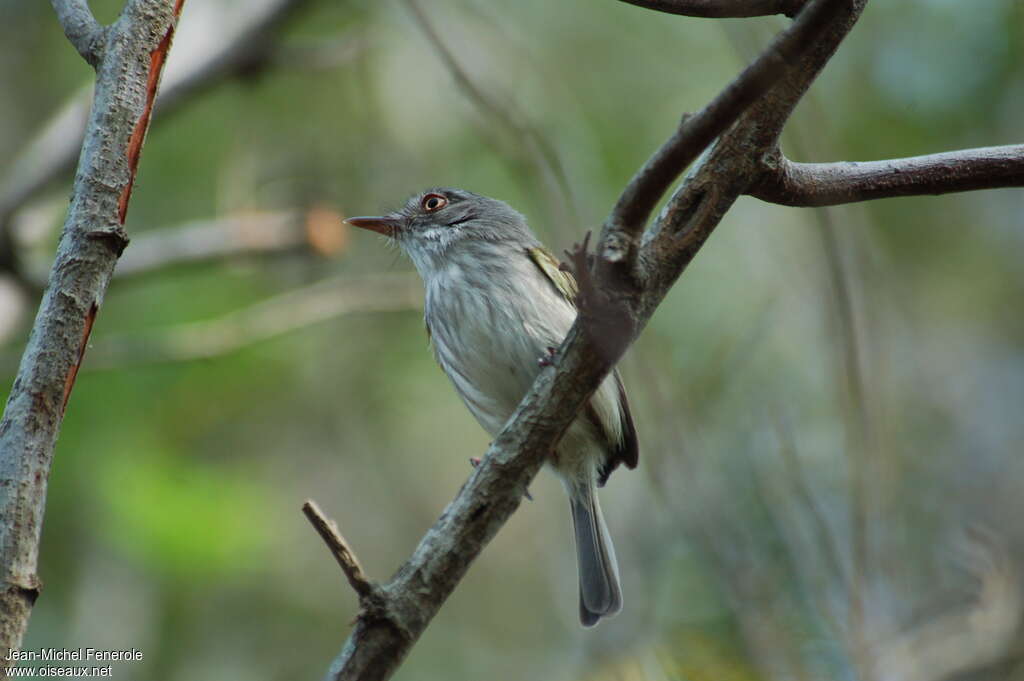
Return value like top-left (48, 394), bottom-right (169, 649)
top-left (1, 0), bottom-right (1022, 680)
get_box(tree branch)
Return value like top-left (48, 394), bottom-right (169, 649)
top-left (636, 0), bottom-right (865, 298)
top-left (749, 145), bottom-right (1024, 206)
top-left (617, 0), bottom-right (806, 18)
top-left (0, 0), bottom-right (186, 662)
top-left (50, 0), bottom-right (106, 67)
top-left (600, 0), bottom-right (857, 272)
top-left (303, 501), bottom-right (375, 601)
top-left (327, 321), bottom-right (619, 681)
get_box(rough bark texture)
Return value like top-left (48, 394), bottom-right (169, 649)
top-left (0, 0), bottom-right (185, 662)
top-left (749, 145), bottom-right (1024, 206)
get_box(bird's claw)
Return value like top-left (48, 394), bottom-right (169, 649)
top-left (537, 346), bottom-right (558, 368)
top-left (562, 230), bottom-right (597, 309)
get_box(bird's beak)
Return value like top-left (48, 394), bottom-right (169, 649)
top-left (344, 215), bottom-right (403, 237)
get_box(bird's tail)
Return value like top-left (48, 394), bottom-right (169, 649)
top-left (569, 480), bottom-right (622, 627)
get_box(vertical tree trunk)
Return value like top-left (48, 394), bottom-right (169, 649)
top-left (0, 0), bottom-right (186, 662)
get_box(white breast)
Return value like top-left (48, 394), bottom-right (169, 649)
top-left (420, 245), bottom-right (624, 484)
top-left (424, 252), bottom-right (573, 434)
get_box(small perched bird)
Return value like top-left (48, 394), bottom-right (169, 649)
top-left (346, 188), bottom-right (638, 626)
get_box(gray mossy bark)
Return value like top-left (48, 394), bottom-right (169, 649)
top-left (0, 0), bottom-right (184, 662)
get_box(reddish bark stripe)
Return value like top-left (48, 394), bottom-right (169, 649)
top-left (61, 303), bottom-right (98, 413)
top-left (116, 0), bottom-right (185, 225)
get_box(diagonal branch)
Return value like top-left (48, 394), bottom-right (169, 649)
top-left (637, 0), bottom-right (865, 294)
top-left (50, 0), bottom-right (106, 67)
top-left (0, 0), bottom-right (186, 662)
top-left (749, 145), bottom-right (1024, 206)
top-left (327, 321), bottom-right (615, 681)
top-left (617, 0), bottom-right (807, 18)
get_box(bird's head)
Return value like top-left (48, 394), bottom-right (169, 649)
top-left (346, 188), bottom-right (535, 271)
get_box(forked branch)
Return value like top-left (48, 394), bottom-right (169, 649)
top-left (51, 0), bottom-right (105, 67)
top-left (602, 0), bottom-right (854, 265)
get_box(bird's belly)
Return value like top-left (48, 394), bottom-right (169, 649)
top-left (430, 300), bottom-right (544, 436)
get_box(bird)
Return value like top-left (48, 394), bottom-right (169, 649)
top-left (346, 188), bottom-right (638, 626)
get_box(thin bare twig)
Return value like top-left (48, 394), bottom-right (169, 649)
top-left (50, 0), bottom-right (105, 67)
top-left (303, 500), bottom-right (374, 600)
top-left (617, 0), bottom-right (806, 18)
top-left (750, 145), bottom-right (1024, 206)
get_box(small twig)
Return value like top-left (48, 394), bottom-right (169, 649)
top-left (749, 145), bottom-right (1024, 206)
top-left (303, 500), bottom-right (374, 600)
top-left (617, 0), bottom-right (806, 18)
top-left (51, 0), bottom-right (106, 67)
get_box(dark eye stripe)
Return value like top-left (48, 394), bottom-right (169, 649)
top-left (447, 214), bottom-right (475, 228)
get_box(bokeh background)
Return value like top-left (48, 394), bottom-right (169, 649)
top-left (1, 0), bottom-right (1023, 679)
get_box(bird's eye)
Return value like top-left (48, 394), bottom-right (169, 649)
top-left (421, 193), bottom-right (448, 212)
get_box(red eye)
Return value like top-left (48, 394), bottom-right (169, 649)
top-left (421, 193), bottom-right (448, 212)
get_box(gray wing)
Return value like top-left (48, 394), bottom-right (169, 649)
top-left (527, 247), bottom-right (639, 485)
